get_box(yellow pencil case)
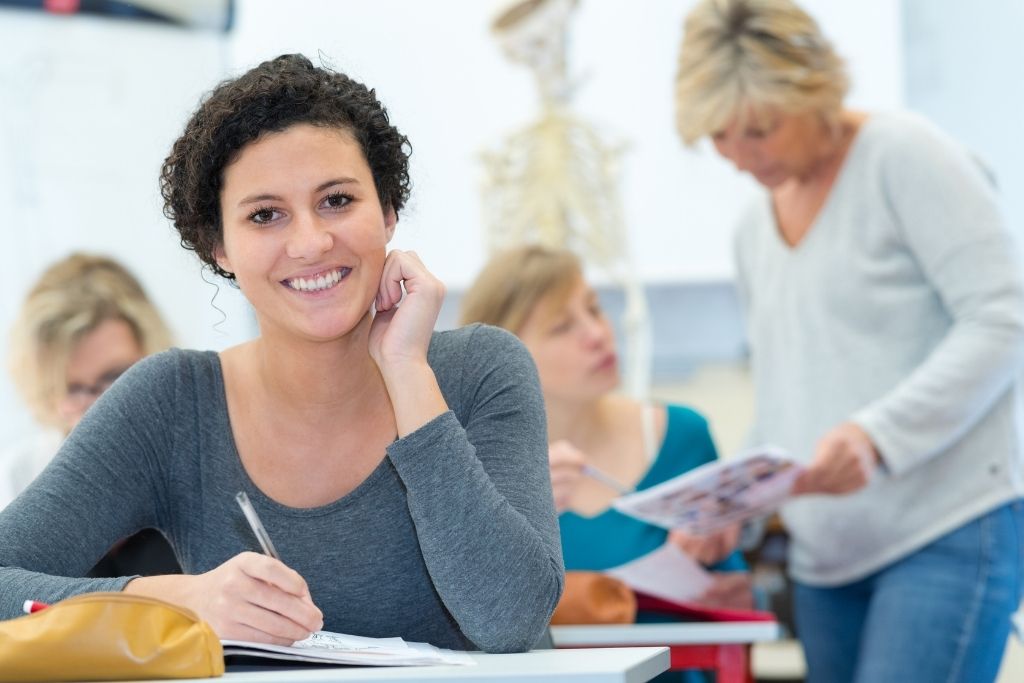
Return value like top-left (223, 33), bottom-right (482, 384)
top-left (0, 591), bottom-right (224, 681)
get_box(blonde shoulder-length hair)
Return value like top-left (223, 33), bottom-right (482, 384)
top-left (460, 245), bottom-right (583, 335)
top-left (8, 253), bottom-right (173, 429)
top-left (674, 0), bottom-right (849, 144)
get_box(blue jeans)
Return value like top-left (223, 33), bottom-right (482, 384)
top-left (793, 501), bottom-right (1024, 683)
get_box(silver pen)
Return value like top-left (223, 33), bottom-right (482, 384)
top-left (235, 491), bottom-right (281, 560)
top-left (582, 463), bottom-right (633, 495)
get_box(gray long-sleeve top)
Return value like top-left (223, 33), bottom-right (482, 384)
top-left (0, 324), bottom-right (564, 652)
top-left (735, 112), bottom-right (1024, 585)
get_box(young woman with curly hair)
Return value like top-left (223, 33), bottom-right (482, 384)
top-left (0, 54), bottom-right (563, 653)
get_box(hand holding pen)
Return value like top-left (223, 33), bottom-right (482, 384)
top-left (548, 440), bottom-right (632, 512)
top-left (124, 491), bottom-right (323, 645)
top-left (548, 440), bottom-right (588, 512)
top-left (197, 490), bottom-right (323, 644)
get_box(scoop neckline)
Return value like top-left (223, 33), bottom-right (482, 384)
top-left (207, 349), bottom-right (393, 518)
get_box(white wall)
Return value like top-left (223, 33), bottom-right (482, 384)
top-left (902, 0), bottom-right (1024, 240)
top-left (0, 0), bottom-right (902, 442)
top-left (229, 0), bottom-right (903, 284)
top-left (0, 9), bottom-right (250, 441)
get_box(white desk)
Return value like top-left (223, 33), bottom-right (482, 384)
top-left (550, 622), bottom-right (780, 683)
top-left (119, 648), bottom-right (669, 683)
top-left (551, 621), bottom-right (780, 646)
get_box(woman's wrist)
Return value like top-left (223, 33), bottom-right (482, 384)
top-left (123, 574), bottom-right (195, 609)
top-left (379, 359), bottom-right (449, 438)
top-left (375, 352), bottom-right (430, 378)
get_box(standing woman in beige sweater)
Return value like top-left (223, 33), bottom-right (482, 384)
top-left (675, 1), bottom-right (1024, 682)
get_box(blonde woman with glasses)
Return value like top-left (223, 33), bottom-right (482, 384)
top-left (675, 1), bottom-right (1024, 681)
top-left (3, 252), bottom-right (180, 577)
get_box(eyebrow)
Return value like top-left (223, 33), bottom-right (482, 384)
top-left (236, 177), bottom-right (359, 206)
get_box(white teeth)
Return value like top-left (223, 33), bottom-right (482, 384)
top-left (287, 268), bottom-right (347, 292)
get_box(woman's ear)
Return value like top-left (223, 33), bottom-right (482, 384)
top-left (214, 243), bottom-right (232, 275)
top-left (384, 208), bottom-right (398, 244)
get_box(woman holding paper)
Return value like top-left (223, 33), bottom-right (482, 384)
top-left (675, 1), bottom-right (1024, 681)
top-left (461, 246), bottom-right (753, 613)
top-left (0, 54), bottom-right (563, 654)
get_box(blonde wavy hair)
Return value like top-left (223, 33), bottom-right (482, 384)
top-left (460, 245), bottom-right (583, 334)
top-left (674, 0), bottom-right (849, 144)
top-left (8, 253), bottom-right (173, 429)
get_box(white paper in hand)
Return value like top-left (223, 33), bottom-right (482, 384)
top-left (613, 446), bottom-right (802, 534)
top-left (606, 543), bottom-right (714, 604)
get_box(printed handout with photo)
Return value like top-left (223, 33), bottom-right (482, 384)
top-left (613, 446), bottom-right (802, 534)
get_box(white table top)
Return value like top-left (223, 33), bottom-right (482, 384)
top-left (119, 647), bottom-right (669, 683)
top-left (550, 621), bottom-right (780, 646)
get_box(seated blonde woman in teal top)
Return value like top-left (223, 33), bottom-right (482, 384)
top-left (557, 404), bottom-right (746, 580)
top-left (462, 246), bottom-right (751, 682)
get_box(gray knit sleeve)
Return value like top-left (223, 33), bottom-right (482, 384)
top-left (385, 325), bottom-right (564, 653)
top-left (852, 119), bottom-right (1024, 474)
top-left (0, 353), bottom-right (178, 619)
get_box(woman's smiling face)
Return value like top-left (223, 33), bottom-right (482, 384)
top-left (216, 124), bottom-right (396, 343)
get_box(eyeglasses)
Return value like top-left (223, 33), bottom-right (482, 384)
top-left (64, 366), bottom-right (132, 405)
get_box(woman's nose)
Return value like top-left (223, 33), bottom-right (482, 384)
top-left (715, 136), bottom-right (756, 172)
top-left (286, 213), bottom-right (334, 260)
top-left (580, 316), bottom-right (609, 347)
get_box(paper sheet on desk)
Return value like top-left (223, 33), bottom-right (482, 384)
top-left (613, 446), bottom-right (801, 534)
top-left (606, 543), bottom-right (714, 604)
top-left (221, 629), bottom-right (474, 666)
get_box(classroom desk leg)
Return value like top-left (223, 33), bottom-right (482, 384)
top-left (667, 644), bottom-right (752, 683)
top-left (715, 644), bottom-right (752, 683)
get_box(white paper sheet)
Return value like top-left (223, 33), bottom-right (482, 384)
top-left (606, 542), bottom-right (714, 604)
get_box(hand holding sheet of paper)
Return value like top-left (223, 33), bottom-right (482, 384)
top-left (693, 571), bottom-right (755, 611)
top-left (792, 421), bottom-right (879, 495)
top-left (668, 524), bottom-right (741, 565)
top-left (605, 543), bottom-right (714, 604)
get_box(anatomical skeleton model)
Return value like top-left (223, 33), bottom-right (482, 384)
top-left (481, 0), bottom-right (651, 396)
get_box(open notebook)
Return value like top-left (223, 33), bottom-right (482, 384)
top-left (221, 630), bottom-right (474, 667)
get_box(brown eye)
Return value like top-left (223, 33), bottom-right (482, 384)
top-left (322, 192), bottom-right (352, 209)
top-left (248, 206), bottom-right (280, 224)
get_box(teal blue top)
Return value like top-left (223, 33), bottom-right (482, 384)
top-left (559, 405), bottom-right (745, 683)
top-left (560, 404), bottom-right (746, 574)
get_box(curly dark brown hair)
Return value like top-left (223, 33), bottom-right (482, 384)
top-left (160, 53), bottom-right (412, 280)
